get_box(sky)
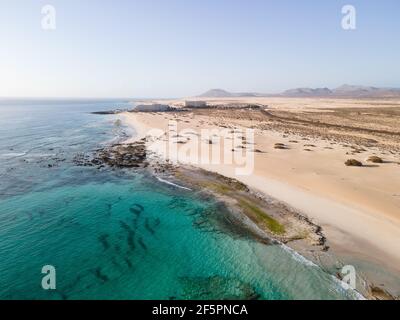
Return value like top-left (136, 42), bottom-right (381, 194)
top-left (0, 0), bottom-right (399, 98)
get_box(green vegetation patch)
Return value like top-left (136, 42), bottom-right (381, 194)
top-left (238, 199), bottom-right (285, 235)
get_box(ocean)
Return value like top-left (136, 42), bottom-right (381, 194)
top-left (0, 100), bottom-right (359, 300)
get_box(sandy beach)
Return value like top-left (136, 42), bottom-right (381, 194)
top-left (122, 97), bottom-right (400, 298)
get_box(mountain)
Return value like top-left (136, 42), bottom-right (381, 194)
top-left (198, 85), bottom-right (400, 99)
top-left (198, 89), bottom-right (261, 98)
top-left (331, 84), bottom-right (400, 97)
top-left (333, 85), bottom-right (379, 96)
top-left (281, 85), bottom-right (400, 98)
top-left (198, 89), bottom-right (235, 98)
top-left (282, 87), bottom-right (332, 97)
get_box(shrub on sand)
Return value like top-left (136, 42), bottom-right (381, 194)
top-left (274, 143), bottom-right (287, 150)
top-left (345, 159), bottom-right (363, 167)
top-left (367, 156), bottom-right (383, 163)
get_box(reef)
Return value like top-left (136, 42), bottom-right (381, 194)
top-left (73, 138), bottom-right (148, 169)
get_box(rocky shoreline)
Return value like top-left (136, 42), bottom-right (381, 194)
top-left (73, 137), bottom-right (328, 247)
top-left (73, 139), bottom-right (149, 169)
top-left (73, 134), bottom-right (397, 300)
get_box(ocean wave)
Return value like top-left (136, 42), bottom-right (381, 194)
top-left (329, 275), bottom-right (366, 300)
top-left (281, 244), bottom-right (366, 300)
top-left (281, 244), bottom-right (318, 267)
top-left (0, 152), bottom-right (27, 158)
top-left (156, 177), bottom-right (192, 191)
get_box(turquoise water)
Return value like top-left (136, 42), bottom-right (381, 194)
top-left (0, 100), bottom-right (359, 300)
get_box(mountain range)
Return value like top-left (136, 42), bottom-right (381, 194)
top-left (198, 85), bottom-right (400, 98)
top-left (198, 89), bottom-right (258, 98)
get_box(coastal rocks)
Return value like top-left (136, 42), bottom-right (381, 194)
top-left (73, 139), bottom-right (149, 169)
top-left (173, 167), bottom-right (327, 250)
top-left (133, 104), bottom-right (173, 112)
top-left (369, 285), bottom-right (397, 300)
top-left (91, 110), bottom-right (125, 115)
top-left (100, 142), bottom-right (147, 168)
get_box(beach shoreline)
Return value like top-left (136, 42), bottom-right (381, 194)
top-left (117, 98), bottom-right (400, 299)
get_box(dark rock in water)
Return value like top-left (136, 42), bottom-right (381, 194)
top-left (168, 197), bottom-right (189, 209)
top-left (133, 203), bottom-right (144, 211)
top-left (91, 110), bottom-right (123, 115)
top-left (144, 218), bottom-right (155, 235)
top-left (153, 217), bottom-right (161, 227)
top-left (111, 257), bottom-right (122, 269)
top-left (127, 234), bottom-right (136, 251)
top-left (106, 203), bottom-right (112, 216)
top-left (138, 237), bottom-right (148, 251)
top-left (191, 203), bottom-right (273, 245)
top-left (64, 275), bottom-right (82, 292)
top-left (98, 234), bottom-right (110, 250)
top-left (124, 257), bottom-right (133, 269)
top-left (73, 142), bottom-right (148, 169)
top-left (56, 290), bottom-right (68, 300)
top-left (132, 216), bottom-right (139, 229)
top-left (119, 220), bottom-right (134, 233)
top-left (129, 207), bottom-right (141, 216)
top-left (120, 220), bottom-right (136, 251)
top-left (92, 268), bottom-right (109, 282)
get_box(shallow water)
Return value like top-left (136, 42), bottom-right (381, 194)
top-left (0, 100), bottom-right (359, 300)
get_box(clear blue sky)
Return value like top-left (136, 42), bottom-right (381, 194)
top-left (1, 0), bottom-right (399, 98)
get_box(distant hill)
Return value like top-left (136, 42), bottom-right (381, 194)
top-left (281, 85), bottom-right (400, 98)
top-left (198, 89), bottom-right (235, 98)
top-left (198, 89), bottom-right (260, 98)
top-left (333, 84), bottom-right (378, 95)
top-left (331, 85), bottom-right (400, 97)
top-left (198, 85), bottom-right (400, 99)
top-left (282, 87), bottom-right (332, 97)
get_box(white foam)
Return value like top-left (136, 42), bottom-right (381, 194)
top-left (282, 244), bottom-right (366, 300)
top-left (1, 152), bottom-right (26, 158)
top-left (281, 244), bottom-right (318, 267)
top-left (156, 177), bottom-right (192, 191)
